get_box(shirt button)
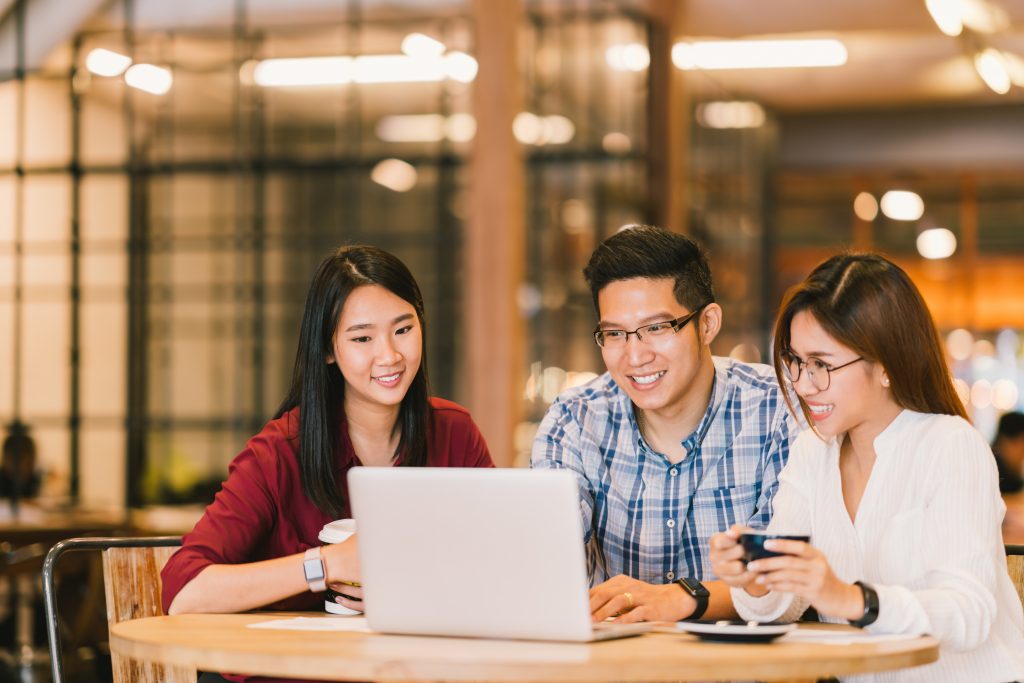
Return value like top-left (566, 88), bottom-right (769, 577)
top-left (666, 571), bottom-right (675, 580)
top-left (667, 519), bottom-right (676, 528)
top-left (669, 468), bottom-right (678, 477)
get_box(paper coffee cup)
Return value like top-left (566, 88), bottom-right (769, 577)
top-left (318, 519), bottom-right (361, 615)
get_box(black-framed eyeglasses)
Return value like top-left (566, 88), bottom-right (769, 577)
top-left (782, 351), bottom-right (864, 391)
top-left (594, 304), bottom-right (709, 349)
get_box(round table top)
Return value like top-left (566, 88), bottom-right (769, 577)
top-left (110, 612), bottom-right (939, 682)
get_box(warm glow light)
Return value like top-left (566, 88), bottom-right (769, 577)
top-left (671, 39), bottom-right (847, 70)
top-left (606, 43), bottom-right (650, 72)
top-left (992, 379), bottom-right (1020, 411)
top-left (696, 101), bottom-right (766, 129)
top-left (961, 0), bottom-right (1010, 33)
top-left (946, 328), bottom-right (974, 361)
top-left (253, 53), bottom-right (478, 87)
top-left (444, 52), bottom-right (478, 83)
top-left (974, 48), bottom-right (1012, 94)
top-left (880, 190), bottom-right (924, 221)
top-left (916, 227), bottom-right (957, 259)
top-left (85, 48), bottom-right (132, 77)
top-left (445, 113), bottom-right (476, 142)
top-left (401, 33), bottom-right (445, 58)
top-left (513, 113), bottom-right (575, 145)
top-left (370, 159), bottom-right (418, 192)
top-left (953, 378), bottom-right (970, 405)
top-left (1002, 51), bottom-right (1024, 87)
top-left (602, 132), bottom-right (632, 154)
top-left (374, 114), bottom-right (476, 143)
top-left (853, 192), bottom-right (879, 221)
top-left (124, 64), bottom-right (172, 95)
top-left (254, 57), bottom-right (353, 86)
top-left (925, 0), bottom-right (965, 36)
top-left (971, 379), bottom-right (992, 409)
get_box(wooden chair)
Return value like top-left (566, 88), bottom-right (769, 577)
top-left (42, 536), bottom-right (194, 683)
top-left (1008, 544), bottom-right (1024, 609)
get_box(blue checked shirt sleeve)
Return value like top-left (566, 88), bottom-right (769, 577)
top-left (745, 409), bottom-right (796, 530)
top-left (530, 399), bottom-right (596, 544)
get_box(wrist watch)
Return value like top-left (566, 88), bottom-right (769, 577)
top-left (303, 546), bottom-right (328, 593)
top-left (674, 577), bottom-right (710, 621)
top-left (850, 581), bottom-right (880, 628)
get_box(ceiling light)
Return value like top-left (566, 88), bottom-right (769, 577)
top-left (960, 0), bottom-right (1009, 33)
top-left (602, 132), bottom-right (632, 154)
top-left (695, 101), bottom-right (766, 128)
top-left (401, 33), bottom-right (446, 58)
top-left (606, 43), bottom-right (650, 72)
top-left (1002, 51), bottom-right (1024, 87)
top-left (924, 0), bottom-right (964, 36)
top-left (671, 39), bottom-right (847, 70)
top-left (376, 114), bottom-right (446, 142)
top-left (879, 190), bottom-right (924, 220)
top-left (543, 115), bottom-right (575, 144)
top-left (254, 57), bottom-right (353, 86)
top-left (253, 54), bottom-right (478, 87)
top-left (916, 227), bottom-right (957, 259)
top-left (85, 48), bottom-right (132, 77)
top-left (853, 192), bottom-right (879, 221)
top-left (946, 328), bottom-right (974, 360)
top-left (444, 113), bottom-right (476, 142)
top-left (370, 159), bottom-right (418, 192)
top-left (124, 64), bottom-right (172, 95)
top-left (444, 52), bottom-right (478, 83)
top-left (513, 112), bottom-right (542, 144)
top-left (974, 48), bottom-right (1012, 94)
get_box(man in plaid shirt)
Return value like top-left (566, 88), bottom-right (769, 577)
top-left (531, 225), bottom-right (795, 623)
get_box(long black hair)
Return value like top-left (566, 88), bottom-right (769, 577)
top-left (275, 245), bottom-right (432, 517)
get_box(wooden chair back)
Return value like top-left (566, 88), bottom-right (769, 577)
top-left (102, 545), bottom-right (195, 683)
top-left (1007, 545), bottom-right (1024, 611)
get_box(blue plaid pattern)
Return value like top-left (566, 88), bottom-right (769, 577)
top-left (531, 357), bottom-right (795, 585)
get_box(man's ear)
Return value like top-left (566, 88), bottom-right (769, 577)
top-left (698, 303), bottom-right (722, 347)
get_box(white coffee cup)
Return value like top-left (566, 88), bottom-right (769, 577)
top-left (318, 519), bottom-right (361, 615)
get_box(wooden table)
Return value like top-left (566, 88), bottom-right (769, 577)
top-left (110, 613), bottom-right (939, 683)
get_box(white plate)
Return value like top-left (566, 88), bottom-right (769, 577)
top-left (676, 621), bottom-right (796, 643)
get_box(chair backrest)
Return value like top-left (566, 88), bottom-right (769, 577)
top-left (102, 545), bottom-right (194, 683)
top-left (43, 537), bottom-right (193, 683)
top-left (1007, 545), bottom-right (1024, 610)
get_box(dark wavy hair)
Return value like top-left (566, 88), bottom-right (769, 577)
top-left (772, 252), bottom-right (966, 427)
top-left (582, 224), bottom-right (715, 313)
top-left (275, 245), bottom-right (432, 517)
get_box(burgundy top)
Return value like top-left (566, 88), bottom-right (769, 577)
top-left (160, 398), bottom-right (493, 683)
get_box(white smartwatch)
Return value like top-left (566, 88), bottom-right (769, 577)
top-left (303, 546), bottom-right (327, 592)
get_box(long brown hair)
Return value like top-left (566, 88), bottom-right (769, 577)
top-left (772, 252), bottom-right (967, 427)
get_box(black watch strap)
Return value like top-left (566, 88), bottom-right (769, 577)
top-left (674, 577), bottom-right (710, 621)
top-left (850, 581), bottom-right (880, 628)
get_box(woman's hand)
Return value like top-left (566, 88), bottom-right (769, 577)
top-left (709, 524), bottom-right (765, 596)
top-left (745, 538), bottom-right (863, 620)
top-left (322, 536), bottom-right (364, 611)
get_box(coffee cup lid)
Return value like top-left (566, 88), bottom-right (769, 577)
top-left (319, 518), bottom-right (356, 544)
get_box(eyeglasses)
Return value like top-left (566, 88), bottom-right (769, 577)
top-left (594, 305), bottom-right (708, 349)
top-left (782, 351), bottom-right (864, 391)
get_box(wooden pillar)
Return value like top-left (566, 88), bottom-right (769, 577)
top-left (646, 0), bottom-right (688, 233)
top-left (465, 0), bottom-right (525, 467)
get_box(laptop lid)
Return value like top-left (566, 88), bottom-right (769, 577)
top-left (348, 467), bottom-right (598, 641)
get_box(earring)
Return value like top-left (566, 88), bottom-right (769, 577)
top-left (882, 376), bottom-right (890, 387)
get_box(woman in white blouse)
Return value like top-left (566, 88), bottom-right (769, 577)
top-left (709, 253), bottom-right (1024, 683)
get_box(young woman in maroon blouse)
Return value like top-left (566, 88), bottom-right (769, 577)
top-left (161, 245), bottom-right (494, 634)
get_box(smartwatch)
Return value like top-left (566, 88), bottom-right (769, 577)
top-left (850, 581), bottom-right (880, 628)
top-left (674, 577), bottom-right (710, 621)
top-left (303, 546), bottom-right (328, 593)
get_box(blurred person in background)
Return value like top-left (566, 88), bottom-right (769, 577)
top-left (532, 225), bottom-right (796, 624)
top-left (711, 253), bottom-right (1024, 683)
top-left (162, 245), bottom-right (494, 683)
top-left (0, 421), bottom-right (41, 510)
top-left (993, 411), bottom-right (1024, 494)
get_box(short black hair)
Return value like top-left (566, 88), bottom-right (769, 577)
top-left (998, 412), bottom-right (1024, 439)
top-left (582, 224), bottom-right (715, 314)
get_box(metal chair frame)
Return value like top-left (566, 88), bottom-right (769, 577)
top-left (42, 536), bottom-right (182, 683)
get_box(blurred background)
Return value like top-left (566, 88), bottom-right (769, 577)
top-left (1, 0), bottom-right (1023, 519)
top-left (1, 0), bottom-right (1023, 679)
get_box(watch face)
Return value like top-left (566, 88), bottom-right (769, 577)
top-left (304, 558), bottom-right (326, 582)
top-left (678, 578), bottom-right (710, 597)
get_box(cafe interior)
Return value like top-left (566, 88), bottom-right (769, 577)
top-left (1, 0), bottom-right (1023, 681)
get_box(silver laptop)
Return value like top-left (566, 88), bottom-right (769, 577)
top-left (348, 467), bottom-right (651, 642)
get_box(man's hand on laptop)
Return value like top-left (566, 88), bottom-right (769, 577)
top-left (589, 575), bottom-right (696, 623)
